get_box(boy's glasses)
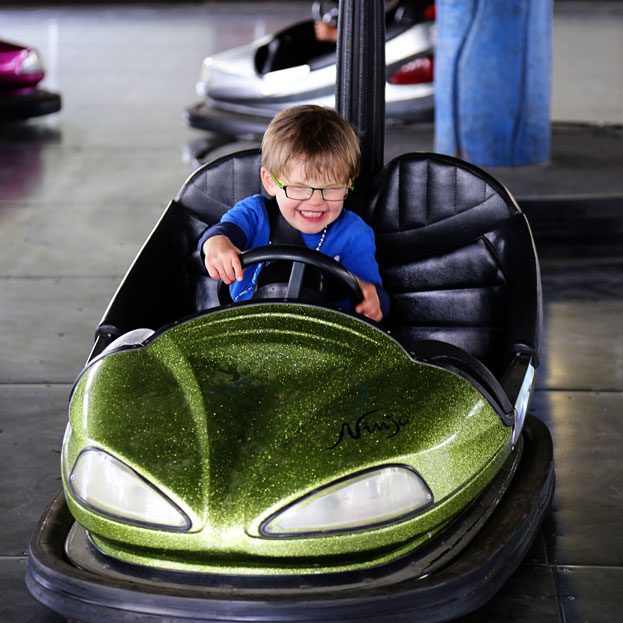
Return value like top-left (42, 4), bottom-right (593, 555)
top-left (270, 172), bottom-right (353, 202)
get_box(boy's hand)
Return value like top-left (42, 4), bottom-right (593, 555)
top-left (354, 277), bottom-right (383, 322)
top-left (203, 235), bottom-right (244, 284)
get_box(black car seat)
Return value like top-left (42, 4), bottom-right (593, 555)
top-left (92, 148), bottom-right (541, 390)
top-left (358, 152), bottom-right (541, 379)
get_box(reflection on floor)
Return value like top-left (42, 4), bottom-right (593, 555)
top-left (1, 3), bottom-right (621, 622)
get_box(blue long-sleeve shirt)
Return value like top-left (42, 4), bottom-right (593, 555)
top-left (198, 194), bottom-right (389, 316)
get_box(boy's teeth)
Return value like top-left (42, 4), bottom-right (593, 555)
top-left (301, 210), bottom-right (322, 217)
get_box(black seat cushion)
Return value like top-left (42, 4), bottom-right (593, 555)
top-left (356, 153), bottom-right (540, 376)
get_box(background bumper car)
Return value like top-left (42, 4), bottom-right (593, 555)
top-left (26, 147), bottom-right (553, 622)
top-left (0, 39), bottom-right (61, 121)
top-left (185, 0), bottom-right (435, 135)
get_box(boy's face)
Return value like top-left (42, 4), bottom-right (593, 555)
top-left (261, 163), bottom-right (349, 235)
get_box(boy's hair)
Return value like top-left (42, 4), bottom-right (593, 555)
top-left (261, 105), bottom-right (360, 183)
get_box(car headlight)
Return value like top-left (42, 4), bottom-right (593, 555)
top-left (68, 448), bottom-right (191, 531)
top-left (261, 465), bottom-right (433, 537)
top-left (20, 49), bottom-right (44, 74)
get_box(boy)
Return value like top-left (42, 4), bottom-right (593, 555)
top-left (199, 105), bottom-right (388, 321)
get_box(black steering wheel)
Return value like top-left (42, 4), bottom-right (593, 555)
top-left (217, 245), bottom-right (363, 307)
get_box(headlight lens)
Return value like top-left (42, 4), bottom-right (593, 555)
top-left (69, 448), bottom-right (190, 530)
top-left (261, 465), bottom-right (433, 537)
top-left (20, 49), bottom-right (44, 74)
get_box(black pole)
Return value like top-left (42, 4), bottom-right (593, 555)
top-left (335, 0), bottom-right (386, 178)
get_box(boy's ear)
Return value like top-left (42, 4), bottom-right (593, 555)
top-left (260, 168), bottom-right (276, 197)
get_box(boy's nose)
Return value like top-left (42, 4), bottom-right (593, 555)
top-left (308, 188), bottom-right (324, 205)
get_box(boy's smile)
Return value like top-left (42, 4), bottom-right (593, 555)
top-left (261, 164), bottom-right (349, 235)
top-left (299, 208), bottom-right (327, 222)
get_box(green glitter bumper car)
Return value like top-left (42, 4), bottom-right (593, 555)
top-left (26, 148), bottom-right (554, 622)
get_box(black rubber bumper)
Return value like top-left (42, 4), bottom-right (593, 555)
top-left (26, 414), bottom-right (554, 623)
top-left (184, 97), bottom-right (434, 137)
top-left (0, 89), bottom-right (61, 120)
top-left (185, 101), bottom-right (273, 135)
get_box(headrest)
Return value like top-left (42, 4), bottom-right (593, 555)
top-left (358, 153), bottom-right (519, 263)
top-left (176, 149), bottom-right (263, 224)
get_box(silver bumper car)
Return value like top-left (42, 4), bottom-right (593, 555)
top-left (185, 1), bottom-right (436, 135)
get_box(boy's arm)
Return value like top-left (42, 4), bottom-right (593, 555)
top-left (354, 277), bottom-right (384, 322)
top-left (203, 235), bottom-right (244, 285)
top-left (337, 217), bottom-right (390, 320)
top-left (199, 221), bottom-right (248, 284)
top-left (197, 195), bottom-right (266, 284)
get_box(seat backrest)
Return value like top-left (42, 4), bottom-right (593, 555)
top-left (356, 153), bottom-right (541, 376)
top-left (176, 149), bottom-right (264, 223)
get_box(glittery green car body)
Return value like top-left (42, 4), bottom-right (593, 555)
top-left (61, 303), bottom-right (513, 575)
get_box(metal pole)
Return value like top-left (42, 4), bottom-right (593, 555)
top-left (336, 0), bottom-right (386, 177)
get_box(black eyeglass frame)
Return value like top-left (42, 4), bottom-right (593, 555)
top-left (270, 171), bottom-right (354, 202)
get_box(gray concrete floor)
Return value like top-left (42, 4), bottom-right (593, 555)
top-left (1, 2), bottom-right (622, 622)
